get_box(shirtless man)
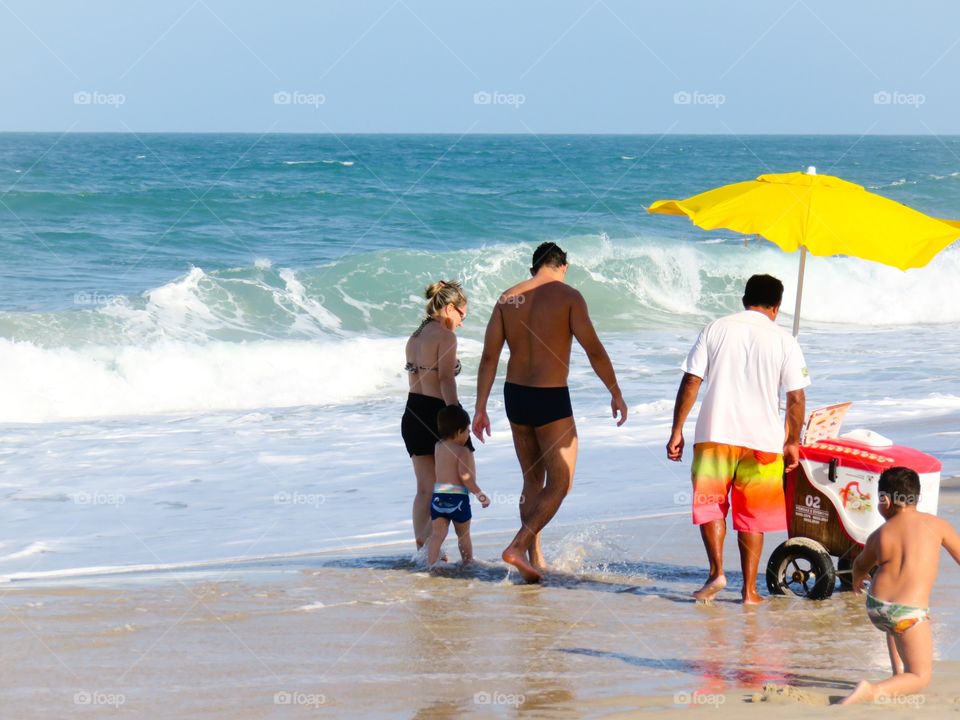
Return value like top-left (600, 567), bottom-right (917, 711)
top-left (843, 466), bottom-right (960, 704)
top-left (472, 242), bottom-right (627, 583)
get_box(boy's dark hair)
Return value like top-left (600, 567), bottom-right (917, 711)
top-left (530, 242), bottom-right (568, 275)
top-left (437, 405), bottom-right (470, 439)
top-left (878, 466), bottom-right (921, 507)
top-left (742, 274), bottom-right (784, 309)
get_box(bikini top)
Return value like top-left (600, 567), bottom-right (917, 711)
top-left (406, 317), bottom-right (462, 377)
top-left (405, 358), bottom-right (462, 377)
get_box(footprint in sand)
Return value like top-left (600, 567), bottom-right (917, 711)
top-left (753, 684), bottom-right (831, 706)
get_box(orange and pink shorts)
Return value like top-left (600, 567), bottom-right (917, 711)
top-left (690, 442), bottom-right (787, 533)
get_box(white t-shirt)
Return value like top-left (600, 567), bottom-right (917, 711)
top-left (682, 310), bottom-right (811, 453)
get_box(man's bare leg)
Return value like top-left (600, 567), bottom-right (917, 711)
top-left (510, 422), bottom-right (547, 569)
top-left (502, 418), bottom-right (577, 582)
top-left (693, 519), bottom-right (727, 601)
top-left (738, 531), bottom-right (764, 604)
top-left (529, 533), bottom-right (545, 568)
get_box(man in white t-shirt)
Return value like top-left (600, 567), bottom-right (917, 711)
top-left (667, 274), bottom-right (810, 604)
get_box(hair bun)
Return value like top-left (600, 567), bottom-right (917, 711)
top-left (425, 280), bottom-right (446, 300)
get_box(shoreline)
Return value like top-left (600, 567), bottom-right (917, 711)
top-left (0, 509), bottom-right (691, 588)
top-left (8, 477), bottom-right (958, 589)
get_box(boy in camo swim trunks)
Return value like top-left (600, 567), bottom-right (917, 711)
top-left (843, 467), bottom-right (960, 704)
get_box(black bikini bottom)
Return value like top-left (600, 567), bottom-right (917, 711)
top-left (401, 393), bottom-right (475, 456)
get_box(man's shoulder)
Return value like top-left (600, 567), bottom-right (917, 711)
top-left (712, 311), bottom-right (795, 341)
top-left (707, 310), bottom-right (751, 327)
top-left (498, 282), bottom-right (526, 301)
top-left (558, 284), bottom-right (584, 302)
top-left (503, 281), bottom-right (581, 303)
top-left (702, 311), bottom-right (748, 335)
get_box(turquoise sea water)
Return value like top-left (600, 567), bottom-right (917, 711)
top-left (0, 133), bottom-right (958, 578)
top-left (3, 133), bottom-right (960, 311)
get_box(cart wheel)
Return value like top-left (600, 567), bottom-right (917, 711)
top-left (766, 538), bottom-right (836, 600)
top-left (836, 556), bottom-right (854, 592)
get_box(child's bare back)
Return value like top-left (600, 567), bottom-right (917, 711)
top-left (868, 509), bottom-right (957, 608)
top-left (434, 439), bottom-right (473, 492)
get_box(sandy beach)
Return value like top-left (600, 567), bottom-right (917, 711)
top-left (2, 479), bottom-right (957, 718)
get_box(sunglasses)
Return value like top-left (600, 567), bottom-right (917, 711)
top-left (453, 305), bottom-right (466, 320)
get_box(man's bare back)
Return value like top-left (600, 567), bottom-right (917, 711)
top-left (496, 279), bottom-right (578, 387)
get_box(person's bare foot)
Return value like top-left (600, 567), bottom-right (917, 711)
top-left (840, 680), bottom-right (874, 705)
top-left (692, 575), bottom-right (727, 602)
top-left (528, 541), bottom-right (547, 571)
top-left (503, 546), bottom-right (543, 583)
top-left (741, 591), bottom-right (765, 605)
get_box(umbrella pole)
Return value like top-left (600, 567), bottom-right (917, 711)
top-left (792, 246), bottom-right (807, 337)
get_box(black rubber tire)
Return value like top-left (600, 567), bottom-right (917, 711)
top-left (765, 538), bottom-right (836, 600)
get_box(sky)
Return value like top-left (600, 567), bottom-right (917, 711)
top-left (3, 0), bottom-right (960, 134)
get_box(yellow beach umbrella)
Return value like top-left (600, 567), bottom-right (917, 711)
top-left (649, 167), bottom-right (960, 335)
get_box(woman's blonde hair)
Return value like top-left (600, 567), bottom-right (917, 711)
top-left (424, 280), bottom-right (467, 318)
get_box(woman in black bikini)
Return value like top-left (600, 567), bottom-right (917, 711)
top-left (402, 280), bottom-right (473, 549)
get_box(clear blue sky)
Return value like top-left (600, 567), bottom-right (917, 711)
top-left (3, 0), bottom-right (960, 134)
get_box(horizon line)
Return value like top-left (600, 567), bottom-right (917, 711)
top-left (1, 130), bottom-right (959, 137)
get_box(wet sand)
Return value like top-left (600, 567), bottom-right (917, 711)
top-left (3, 481), bottom-right (960, 718)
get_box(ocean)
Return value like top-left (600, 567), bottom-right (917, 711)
top-left (1, 133), bottom-right (959, 581)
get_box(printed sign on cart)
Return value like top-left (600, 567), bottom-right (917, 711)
top-left (795, 494), bottom-right (830, 525)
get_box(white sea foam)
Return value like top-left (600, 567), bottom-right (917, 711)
top-left (95, 265), bottom-right (344, 342)
top-left (564, 236), bottom-right (960, 326)
top-left (0, 337), bottom-right (405, 423)
top-left (0, 541), bottom-right (54, 562)
top-left (2, 238), bottom-right (958, 425)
